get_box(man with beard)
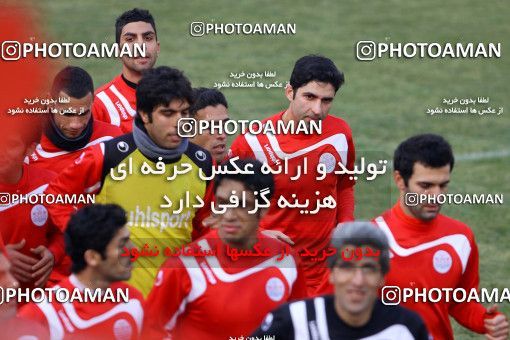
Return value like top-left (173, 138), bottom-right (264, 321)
top-left (93, 8), bottom-right (160, 133)
top-left (374, 134), bottom-right (508, 340)
top-left (29, 66), bottom-right (122, 173)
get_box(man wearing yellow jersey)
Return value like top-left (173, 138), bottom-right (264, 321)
top-left (45, 66), bottom-right (214, 296)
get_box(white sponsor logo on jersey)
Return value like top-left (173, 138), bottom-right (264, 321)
top-left (195, 150), bottom-right (207, 161)
top-left (261, 313), bottom-right (273, 331)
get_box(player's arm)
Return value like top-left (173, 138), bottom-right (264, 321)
top-left (336, 131), bottom-right (356, 223)
top-left (191, 158), bottom-right (216, 240)
top-left (91, 95), bottom-right (109, 124)
top-left (44, 144), bottom-right (104, 231)
top-left (448, 235), bottom-right (492, 334)
top-left (251, 304), bottom-right (294, 339)
top-left (143, 258), bottom-right (193, 338)
top-left (289, 254), bottom-right (310, 300)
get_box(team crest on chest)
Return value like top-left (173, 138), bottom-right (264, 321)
top-left (31, 204), bottom-right (48, 227)
top-left (265, 277), bottom-right (285, 302)
top-left (319, 152), bottom-right (336, 173)
top-left (113, 318), bottom-right (132, 340)
top-left (432, 250), bottom-right (453, 274)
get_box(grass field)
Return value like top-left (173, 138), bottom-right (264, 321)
top-left (35, 0), bottom-right (509, 338)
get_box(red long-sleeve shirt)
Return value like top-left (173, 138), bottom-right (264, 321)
top-left (375, 202), bottom-right (492, 339)
top-left (229, 111), bottom-right (355, 295)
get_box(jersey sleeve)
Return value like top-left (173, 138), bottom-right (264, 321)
top-left (191, 156), bottom-right (216, 240)
top-left (250, 304), bottom-right (294, 339)
top-left (44, 144), bottom-right (104, 231)
top-left (142, 257), bottom-right (193, 338)
top-left (46, 223), bottom-right (65, 266)
top-left (92, 96), bottom-right (110, 125)
top-left (448, 233), bottom-right (488, 333)
top-left (336, 127), bottom-right (356, 223)
top-left (289, 255), bottom-right (311, 300)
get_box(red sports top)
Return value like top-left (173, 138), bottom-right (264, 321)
top-left (18, 275), bottom-right (144, 339)
top-left (0, 164), bottom-right (66, 288)
top-left (28, 120), bottom-right (122, 173)
top-left (143, 229), bottom-right (308, 339)
top-left (229, 111), bottom-right (355, 296)
top-left (374, 202), bottom-right (492, 340)
top-left (93, 74), bottom-right (137, 133)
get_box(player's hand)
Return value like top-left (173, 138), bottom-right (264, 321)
top-left (5, 239), bottom-right (38, 283)
top-left (485, 305), bottom-right (509, 340)
top-left (262, 230), bottom-right (295, 245)
top-left (31, 245), bottom-right (54, 288)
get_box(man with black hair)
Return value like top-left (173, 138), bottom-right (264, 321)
top-left (46, 66), bottom-right (214, 296)
top-left (93, 8), bottom-right (160, 133)
top-left (143, 158), bottom-right (307, 340)
top-left (229, 55), bottom-right (356, 296)
top-left (0, 117), bottom-right (65, 289)
top-left (374, 134), bottom-right (508, 340)
top-left (189, 88), bottom-right (230, 163)
top-left (18, 204), bottom-right (144, 339)
top-left (29, 66), bottom-right (122, 173)
top-left (253, 221), bottom-right (429, 339)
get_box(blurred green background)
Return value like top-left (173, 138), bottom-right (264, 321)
top-left (35, 0), bottom-right (509, 337)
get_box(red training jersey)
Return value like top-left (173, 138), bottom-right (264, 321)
top-left (18, 275), bottom-right (145, 339)
top-left (228, 111), bottom-right (356, 296)
top-left (143, 229), bottom-right (308, 339)
top-left (374, 202), bottom-right (491, 340)
top-left (0, 164), bottom-right (66, 288)
top-left (28, 120), bottom-right (122, 173)
top-left (93, 74), bottom-right (137, 133)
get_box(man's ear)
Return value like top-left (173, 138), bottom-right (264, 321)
top-left (139, 110), bottom-right (150, 124)
top-left (24, 142), bottom-right (37, 158)
top-left (84, 249), bottom-right (102, 268)
top-left (284, 84), bottom-right (294, 102)
top-left (393, 170), bottom-right (407, 193)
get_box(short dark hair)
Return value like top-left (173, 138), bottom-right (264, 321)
top-left (289, 55), bottom-right (344, 94)
top-left (115, 8), bottom-right (157, 45)
top-left (65, 204), bottom-right (127, 274)
top-left (215, 158), bottom-right (274, 200)
top-left (135, 66), bottom-right (194, 124)
top-left (190, 88), bottom-right (228, 117)
top-left (394, 134), bottom-right (455, 186)
top-left (50, 66), bottom-right (94, 99)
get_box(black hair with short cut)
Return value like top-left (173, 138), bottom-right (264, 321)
top-left (135, 66), bottom-right (194, 124)
top-left (65, 204), bottom-right (127, 274)
top-left (214, 158), bottom-right (274, 200)
top-left (394, 133), bottom-right (455, 186)
top-left (189, 88), bottom-right (228, 117)
top-left (289, 55), bottom-right (344, 94)
top-left (50, 66), bottom-right (93, 99)
top-left (115, 8), bottom-right (157, 44)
